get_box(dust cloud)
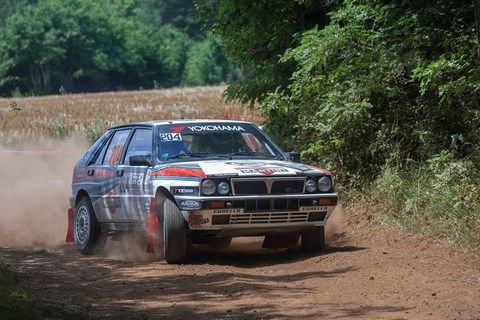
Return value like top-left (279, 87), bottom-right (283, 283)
top-left (325, 206), bottom-right (345, 244)
top-left (0, 139), bottom-right (87, 248)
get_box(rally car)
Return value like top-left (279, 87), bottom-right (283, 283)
top-left (66, 120), bottom-right (338, 263)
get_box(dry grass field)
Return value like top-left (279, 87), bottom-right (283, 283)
top-left (0, 86), bottom-right (261, 145)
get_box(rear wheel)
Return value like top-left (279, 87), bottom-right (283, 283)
top-left (301, 227), bottom-right (325, 252)
top-left (162, 199), bottom-right (188, 264)
top-left (74, 197), bottom-right (107, 255)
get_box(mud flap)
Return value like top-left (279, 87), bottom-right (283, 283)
top-left (146, 197), bottom-right (159, 253)
top-left (65, 207), bottom-right (74, 243)
top-left (262, 233), bottom-right (300, 249)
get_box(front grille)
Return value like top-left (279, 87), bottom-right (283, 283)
top-left (271, 180), bottom-right (304, 194)
top-left (233, 181), bottom-right (267, 195)
top-left (232, 178), bottom-right (305, 195)
top-left (230, 212), bottom-right (309, 224)
top-left (232, 199), bottom-right (300, 212)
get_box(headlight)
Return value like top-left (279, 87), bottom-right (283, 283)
top-left (305, 179), bottom-right (317, 193)
top-left (217, 181), bottom-right (230, 195)
top-left (318, 176), bottom-right (332, 192)
top-left (201, 179), bottom-right (216, 195)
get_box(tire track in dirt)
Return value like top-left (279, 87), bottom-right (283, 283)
top-left (1, 213), bottom-right (479, 320)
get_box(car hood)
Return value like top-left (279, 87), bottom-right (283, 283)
top-left (172, 159), bottom-right (330, 178)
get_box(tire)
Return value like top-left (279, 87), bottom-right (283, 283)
top-left (301, 227), bottom-right (325, 252)
top-left (162, 199), bottom-right (188, 264)
top-left (74, 197), bottom-right (107, 255)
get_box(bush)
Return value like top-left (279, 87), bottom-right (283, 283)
top-left (369, 155), bottom-right (480, 247)
top-left (260, 1), bottom-right (480, 183)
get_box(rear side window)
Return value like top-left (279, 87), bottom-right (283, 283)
top-left (124, 129), bottom-right (153, 165)
top-left (102, 129), bottom-right (131, 165)
top-left (85, 130), bottom-right (111, 165)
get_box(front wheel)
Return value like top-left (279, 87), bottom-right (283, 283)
top-left (74, 197), bottom-right (107, 255)
top-left (162, 199), bottom-right (188, 264)
top-left (301, 227), bottom-right (325, 252)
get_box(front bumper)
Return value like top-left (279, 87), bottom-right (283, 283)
top-left (175, 193), bottom-right (338, 234)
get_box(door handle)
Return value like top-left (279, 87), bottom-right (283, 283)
top-left (116, 169), bottom-right (124, 177)
top-left (87, 169), bottom-right (95, 176)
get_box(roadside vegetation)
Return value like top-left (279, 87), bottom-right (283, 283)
top-left (197, 0), bottom-right (480, 248)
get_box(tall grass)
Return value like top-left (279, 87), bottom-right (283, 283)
top-left (367, 154), bottom-right (480, 248)
top-left (0, 86), bottom-right (261, 145)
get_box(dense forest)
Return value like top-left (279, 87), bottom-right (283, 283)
top-left (197, 0), bottom-right (480, 245)
top-left (0, 0), bottom-right (238, 96)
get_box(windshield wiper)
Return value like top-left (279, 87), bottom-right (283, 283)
top-left (218, 151), bottom-right (279, 159)
top-left (166, 151), bottom-right (209, 160)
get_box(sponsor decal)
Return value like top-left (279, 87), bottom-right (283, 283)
top-left (187, 125), bottom-right (245, 132)
top-left (103, 192), bottom-right (121, 214)
top-left (160, 132), bottom-right (182, 142)
top-left (129, 174), bottom-right (143, 189)
top-left (171, 186), bottom-right (198, 195)
top-left (212, 208), bottom-right (243, 214)
top-left (179, 199), bottom-right (202, 210)
top-left (299, 206), bottom-right (328, 212)
top-left (207, 173), bottom-right (239, 177)
top-left (225, 161), bottom-right (267, 167)
top-left (238, 167), bottom-right (289, 175)
top-left (170, 125), bottom-right (186, 133)
top-left (188, 213), bottom-right (209, 228)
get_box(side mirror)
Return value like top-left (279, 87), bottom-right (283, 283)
top-left (129, 154), bottom-right (153, 167)
top-left (286, 151), bottom-right (300, 162)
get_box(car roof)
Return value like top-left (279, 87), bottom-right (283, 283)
top-left (108, 119), bottom-right (254, 130)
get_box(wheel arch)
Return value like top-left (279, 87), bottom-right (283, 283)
top-left (153, 186), bottom-right (181, 224)
top-left (75, 189), bottom-right (91, 206)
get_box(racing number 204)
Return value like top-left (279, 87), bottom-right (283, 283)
top-left (160, 133), bottom-right (182, 142)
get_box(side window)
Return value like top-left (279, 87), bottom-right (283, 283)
top-left (94, 136), bottom-right (111, 165)
top-left (124, 129), bottom-right (153, 165)
top-left (87, 131), bottom-right (111, 165)
top-left (102, 129), bottom-right (131, 165)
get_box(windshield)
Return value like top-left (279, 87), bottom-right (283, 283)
top-left (157, 123), bottom-right (283, 161)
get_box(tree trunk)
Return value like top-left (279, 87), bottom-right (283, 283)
top-left (474, 0), bottom-right (480, 57)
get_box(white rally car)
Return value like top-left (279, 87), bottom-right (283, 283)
top-left (66, 120), bottom-right (338, 263)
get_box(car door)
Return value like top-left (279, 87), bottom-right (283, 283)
top-left (91, 128), bottom-right (132, 223)
top-left (119, 127), bottom-right (153, 222)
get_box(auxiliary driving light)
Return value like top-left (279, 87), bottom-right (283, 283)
top-left (305, 179), bottom-right (317, 193)
top-left (217, 181), bottom-right (230, 195)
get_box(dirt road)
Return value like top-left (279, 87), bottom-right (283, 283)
top-left (1, 211), bottom-right (479, 320)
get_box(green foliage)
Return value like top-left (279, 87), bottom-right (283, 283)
top-left (182, 35), bottom-right (237, 85)
top-left (0, 0), bottom-right (234, 96)
top-left (195, 0), bottom-right (339, 105)
top-left (369, 157), bottom-right (480, 247)
top-left (260, 0), bottom-right (480, 182)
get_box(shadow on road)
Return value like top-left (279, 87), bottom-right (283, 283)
top-left (0, 242), bottom-right (405, 320)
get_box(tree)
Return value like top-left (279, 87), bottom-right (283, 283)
top-left (195, 0), bottom-right (338, 105)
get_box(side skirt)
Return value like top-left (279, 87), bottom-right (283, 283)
top-left (100, 222), bottom-right (146, 232)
